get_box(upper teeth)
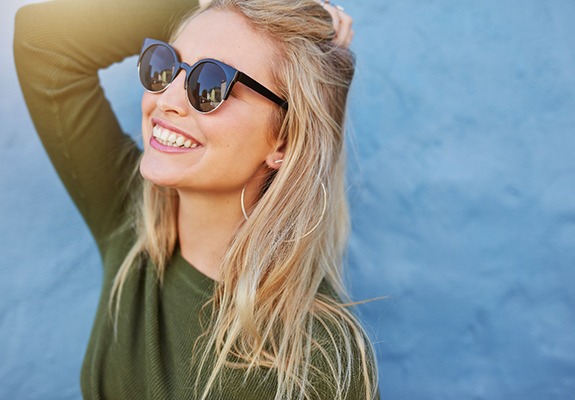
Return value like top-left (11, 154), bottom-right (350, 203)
top-left (152, 125), bottom-right (199, 148)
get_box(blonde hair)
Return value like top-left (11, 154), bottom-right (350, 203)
top-left (111, 1), bottom-right (378, 399)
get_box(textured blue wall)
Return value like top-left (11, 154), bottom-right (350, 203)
top-left (1, 1), bottom-right (574, 399)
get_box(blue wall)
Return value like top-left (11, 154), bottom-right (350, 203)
top-left (1, 1), bottom-right (574, 399)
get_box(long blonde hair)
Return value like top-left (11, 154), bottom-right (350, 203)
top-left (111, 1), bottom-right (378, 398)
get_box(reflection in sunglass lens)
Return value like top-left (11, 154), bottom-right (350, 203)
top-left (140, 45), bottom-right (175, 91)
top-left (188, 62), bottom-right (227, 112)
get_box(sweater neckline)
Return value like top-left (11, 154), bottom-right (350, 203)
top-left (171, 245), bottom-right (216, 298)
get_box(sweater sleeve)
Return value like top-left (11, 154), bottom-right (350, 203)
top-left (13, 0), bottom-right (199, 246)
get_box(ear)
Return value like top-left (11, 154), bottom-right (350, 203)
top-left (264, 141), bottom-right (285, 170)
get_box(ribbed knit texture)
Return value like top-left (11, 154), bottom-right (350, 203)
top-left (14, 1), bottom-right (377, 399)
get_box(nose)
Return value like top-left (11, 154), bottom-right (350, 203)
top-left (156, 69), bottom-right (190, 116)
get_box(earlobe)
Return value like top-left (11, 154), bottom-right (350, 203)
top-left (265, 140), bottom-right (285, 170)
top-left (265, 151), bottom-right (285, 170)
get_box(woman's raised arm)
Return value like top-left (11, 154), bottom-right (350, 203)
top-left (14, 0), bottom-right (199, 244)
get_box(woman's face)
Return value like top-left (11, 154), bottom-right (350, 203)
top-left (140, 9), bottom-right (283, 194)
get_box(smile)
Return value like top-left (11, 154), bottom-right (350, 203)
top-left (152, 125), bottom-right (201, 149)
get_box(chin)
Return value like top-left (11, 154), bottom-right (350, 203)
top-left (139, 154), bottom-right (179, 189)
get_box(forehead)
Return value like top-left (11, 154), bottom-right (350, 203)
top-left (172, 9), bottom-right (277, 82)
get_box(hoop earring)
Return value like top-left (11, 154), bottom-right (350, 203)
top-left (240, 180), bottom-right (327, 241)
top-left (290, 181), bottom-right (327, 241)
top-left (241, 185), bottom-right (249, 221)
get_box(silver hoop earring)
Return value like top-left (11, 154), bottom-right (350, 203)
top-left (240, 185), bottom-right (249, 221)
top-left (240, 179), bottom-right (327, 240)
top-left (274, 159), bottom-right (284, 164)
top-left (290, 181), bottom-right (327, 241)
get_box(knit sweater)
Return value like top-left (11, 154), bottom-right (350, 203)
top-left (14, 0), bottom-right (378, 399)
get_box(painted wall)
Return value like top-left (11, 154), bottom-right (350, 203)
top-left (1, 0), bottom-right (574, 399)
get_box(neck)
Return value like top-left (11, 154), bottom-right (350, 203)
top-left (176, 187), bottom-right (258, 281)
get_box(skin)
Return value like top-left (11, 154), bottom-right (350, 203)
top-left (322, 3), bottom-right (354, 48)
top-left (140, 9), bottom-right (284, 280)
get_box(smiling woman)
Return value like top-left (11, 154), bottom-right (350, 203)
top-left (14, 0), bottom-right (376, 399)
top-left (138, 10), bottom-right (285, 214)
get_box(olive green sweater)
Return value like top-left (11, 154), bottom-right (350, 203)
top-left (14, 0), bottom-right (378, 399)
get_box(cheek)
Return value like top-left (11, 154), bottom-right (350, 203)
top-left (232, 117), bottom-right (276, 163)
top-left (141, 93), bottom-right (156, 139)
top-left (141, 92), bottom-right (155, 115)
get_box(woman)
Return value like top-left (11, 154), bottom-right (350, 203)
top-left (14, 0), bottom-right (378, 398)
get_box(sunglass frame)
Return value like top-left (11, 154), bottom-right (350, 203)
top-left (137, 38), bottom-right (288, 113)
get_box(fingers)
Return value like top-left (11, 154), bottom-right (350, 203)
top-left (334, 6), bottom-right (354, 48)
top-left (320, 2), bottom-right (354, 48)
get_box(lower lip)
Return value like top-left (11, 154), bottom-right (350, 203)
top-left (149, 136), bottom-right (201, 154)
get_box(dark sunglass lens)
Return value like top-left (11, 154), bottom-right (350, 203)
top-left (187, 62), bottom-right (227, 112)
top-left (139, 45), bottom-right (176, 92)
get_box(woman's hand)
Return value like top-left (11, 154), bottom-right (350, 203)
top-left (320, 0), bottom-right (354, 48)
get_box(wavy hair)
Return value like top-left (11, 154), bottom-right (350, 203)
top-left (110, 1), bottom-right (378, 399)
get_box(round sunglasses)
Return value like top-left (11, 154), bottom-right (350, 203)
top-left (137, 38), bottom-right (288, 114)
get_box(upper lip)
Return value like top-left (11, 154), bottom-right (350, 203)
top-left (151, 118), bottom-right (203, 146)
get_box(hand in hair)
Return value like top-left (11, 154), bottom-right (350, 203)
top-left (320, 2), bottom-right (354, 48)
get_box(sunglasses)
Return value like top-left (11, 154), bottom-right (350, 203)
top-left (137, 38), bottom-right (288, 114)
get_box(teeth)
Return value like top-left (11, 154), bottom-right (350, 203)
top-left (152, 125), bottom-right (200, 149)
